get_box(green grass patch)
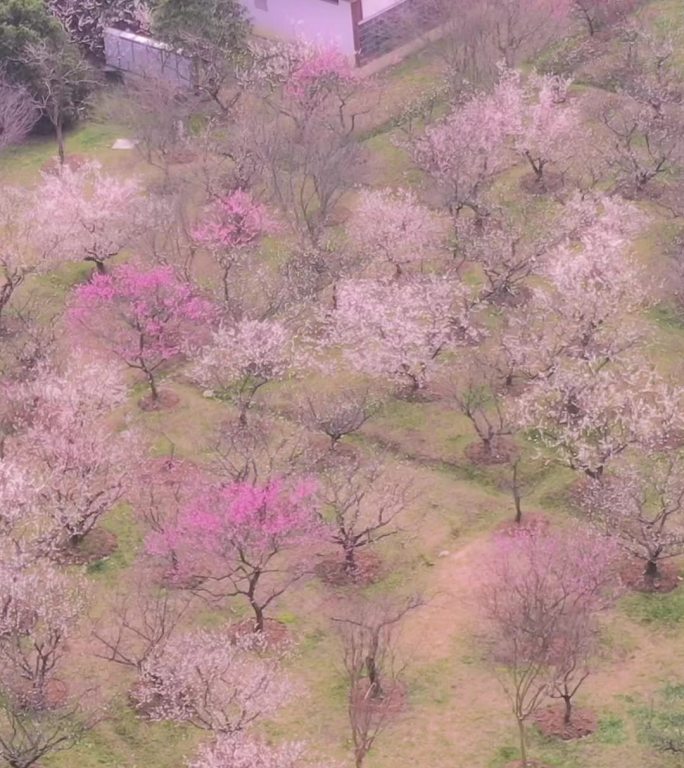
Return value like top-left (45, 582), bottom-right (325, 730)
top-left (622, 587), bottom-right (684, 626)
top-left (1, 122), bottom-right (126, 184)
top-left (596, 714), bottom-right (628, 745)
top-left (87, 504), bottom-right (143, 580)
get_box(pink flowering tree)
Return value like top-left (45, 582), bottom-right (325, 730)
top-left (347, 188), bottom-right (444, 278)
top-left (283, 43), bottom-right (357, 127)
top-left (21, 419), bottom-right (141, 555)
top-left (68, 264), bottom-right (215, 402)
top-left (0, 186), bottom-right (64, 330)
top-left (513, 72), bottom-right (582, 190)
top-left (481, 526), bottom-right (618, 763)
top-left (407, 71), bottom-right (520, 222)
top-left (146, 477), bottom-right (323, 632)
top-left (329, 277), bottom-right (477, 395)
top-left (0, 559), bottom-right (87, 710)
top-left (134, 628), bottom-right (292, 731)
top-left (513, 359), bottom-right (683, 479)
top-left (582, 453), bottom-right (684, 585)
top-left (193, 190), bottom-right (275, 304)
top-left (188, 735), bottom-right (330, 768)
top-left (192, 319), bottom-right (293, 424)
top-left (1, 361), bottom-right (141, 555)
top-left (500, 196), bottom-right (650, 375)
top-left (33, 161), bottom-right (147, 274)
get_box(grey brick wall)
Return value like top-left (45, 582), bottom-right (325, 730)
top-left (357, 0), bottom-right (439, 63)
top-left (104, 28), bottom-right (195, 87)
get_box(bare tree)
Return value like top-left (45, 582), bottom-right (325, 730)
top-left (101, 79), bottom-right (198, 184)
top-left (0, 694), bottom-right (96, 768)
top-left (438, 350), bottom-right (515, 462)
top-left (333, 595), bottom-right (422, 768)
top-left (572, 0), bottom-right (639, 37)
top-left (93, 580), bottom-right (192, 674)
top-left (316, 454), bottom-right (408, 578)
top-left (210, 417), bottom-right (315, 485)
top-left (300, 387), bottom-right (380, 450)
top-left (485, 0), bottom-right (570, 67)
top-left (21, 38), bottom-right (97, 166)
top-left (457, 213), bottom-right (542, 304)
top-left (419, 0), bottom-right (499, 95)
top-left (0, 76), bottom-right (37, 151)
top-left (481, 527), bottom-right (618, 763)
top-left (0, 292), bottom-right (58, 382)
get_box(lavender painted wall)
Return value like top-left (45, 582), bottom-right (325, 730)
top-left (241, 0), bottom-right (357, 56)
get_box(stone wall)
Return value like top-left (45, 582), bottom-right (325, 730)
top-left (103, 27), bottom-right (195, 87)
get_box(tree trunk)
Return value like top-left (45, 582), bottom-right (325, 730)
top-left (221, 267), bottom-right (230, 305)
top-left (585, 465), bottom-right (604, 480)
top-left (512, 461), bottom-right (523, 525)
top-left (517, 717), bottom-right (528, 767)
top-left (84, 256), bottom-right (107, 275)
top-left (563, 694), bottom-right (572, 725)
top-left (56, 119), bottom-right (65, 167)
top-left (146, 370), bottom-right (159, 402)
top-left (238, 404), bottom-right (248, 427)
top-left (365, 654), bottom-right (382, 699)
top-left (644, 558), bottom-right (659, 580)
top-left (343, 544), bottom-right (357, 574)
top-left (251, 601), bottom-right (265, 633)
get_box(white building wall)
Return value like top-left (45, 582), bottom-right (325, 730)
top-left (243, 0), bottom-right (357, 56)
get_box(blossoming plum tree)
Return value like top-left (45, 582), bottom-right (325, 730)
top-left (68, 264), bottom-right (215, 402)
top-left (146, 477), bottom-right (323, 632)
top-left (193, 190), bottom-right (275, 304)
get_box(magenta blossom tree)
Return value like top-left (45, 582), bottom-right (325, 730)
top-left (68, 264), bottom-right (215, 402)
top-left (193, 190), bottom-right (275, 304)
top-left (146, 477), bottom-right (323, 632)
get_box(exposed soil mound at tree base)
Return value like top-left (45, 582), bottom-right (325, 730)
top-left (519, 170), bottom-right (564, 196)
top-left (533, 704), bottom-right (597, 740)
top-left (139, 390), bottom-right (181, 411)
top-left (41, 154), bottom-right (89, 175)
top-left (14, 678), bottom-right (68, 711)
top-left (620, 558), bottom-right (681, 593)
top-left (227, 618), bottom-right (291, 649)
top-left (351, 679), bottom-right (407, 717)
top-left (316, 550), bottom-right (383, 587)
top-left (465, 438), bottom-right (517, 466)
top-left (61, 528), bottom-right (118, 565)
top-left (504, 761), bottom-right (550, 768)
top-left (494, 513), bottom-right (551, 536)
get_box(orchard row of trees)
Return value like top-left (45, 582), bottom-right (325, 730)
top-left (1, 2), bottom-right (684, 767)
